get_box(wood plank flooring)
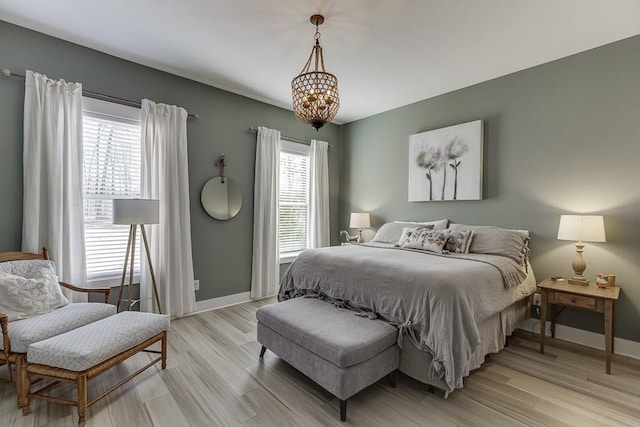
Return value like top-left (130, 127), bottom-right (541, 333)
top-left (2, 297), bottom-right (640, 426)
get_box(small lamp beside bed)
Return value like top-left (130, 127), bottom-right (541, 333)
top-left (340, 212), bottom-right (371, 243)
top-left (557, 214), bottom-right (606, 285)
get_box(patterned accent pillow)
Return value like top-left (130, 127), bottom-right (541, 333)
top-left (445, 230), bottom-right (474, 253)
top-left (0, 260), bottom-right (69, 321)
top-left (402, 228), bottom-right (452, 253)
top-left (395, 225), bottom-right (435, 247)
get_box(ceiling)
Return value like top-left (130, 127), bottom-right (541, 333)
top-left (2, 0), bottom-right (640, 124)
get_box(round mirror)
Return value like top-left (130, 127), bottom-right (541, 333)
top-left (201, 177), bottom-right (243, 220)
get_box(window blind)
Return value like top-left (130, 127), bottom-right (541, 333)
top-left (279, 150), bottom-right (310, 254)
top-left (82, 109), bottom-right (142, 280)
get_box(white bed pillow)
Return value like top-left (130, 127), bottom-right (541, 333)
top-left (402, 228), bottom-right (452, 253)
top-left (393, 219), bottom-right (449, 230)
top-left (0, 261), bottom-right (69, 321)
top-left (449, 224), bottom-right (529, 264)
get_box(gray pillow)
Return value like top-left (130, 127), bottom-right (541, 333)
top-left (371, 222), bottom-right (424, 244)
top-left (393, 219), bottom-right (449, 230)
top-left (449, 224), bottom-right (529, 264)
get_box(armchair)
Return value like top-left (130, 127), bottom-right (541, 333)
top-left (0, 247), bottom-right (116, 407)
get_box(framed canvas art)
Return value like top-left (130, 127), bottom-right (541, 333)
top-left (408, 120), bottom-right (483, 201)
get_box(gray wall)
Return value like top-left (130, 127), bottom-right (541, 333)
top-left (340, 36), bottom-right (640, 342)
top-left (0, 21), bottom-right (341, 301)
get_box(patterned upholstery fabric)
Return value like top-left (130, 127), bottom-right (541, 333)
top-left (0, 259), bottom-right (69, 320)
top-left (28, 312), bottom-right (169, 371)
top-left (0, 259), bottom-right (57, 277)
top-left (0, 303), bottom-right (116, 353)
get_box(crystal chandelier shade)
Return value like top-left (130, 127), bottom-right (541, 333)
top-left (291, 15), bottom-right (340, 131)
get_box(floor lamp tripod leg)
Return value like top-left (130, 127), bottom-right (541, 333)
top-left (141, 225), bottom-right (162, 314)
top-left (116, 225), bottom-right (134, 312)
top-left (127, 225), bottom-right (137, 311)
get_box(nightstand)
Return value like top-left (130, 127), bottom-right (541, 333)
top-left (538, 277), bottom-right (620, 374)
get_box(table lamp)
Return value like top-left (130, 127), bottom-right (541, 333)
top-left (557, 214), bottom-right (606, 285)
top-left (349, 213), bottom-right (371, 243)
top-left (113, 199), bottom-right (162, 313)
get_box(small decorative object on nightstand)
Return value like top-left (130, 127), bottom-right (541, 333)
top-left (538, 277), bottom-right (620, 374)
top-left (557, 214), bottom-right (606, 285)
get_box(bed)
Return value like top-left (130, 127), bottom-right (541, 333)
top-left (278, 222), bottom-right (537, 394)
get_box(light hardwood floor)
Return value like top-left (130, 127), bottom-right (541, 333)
top-left (2, 298), bottom-right (640, 426)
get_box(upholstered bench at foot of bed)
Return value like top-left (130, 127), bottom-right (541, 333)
top-left (20, 311), bottom-right (169, 426)
top-left (256, 297), bottom-right (399, 422)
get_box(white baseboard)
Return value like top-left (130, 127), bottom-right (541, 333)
top-left (191, 291), bottom-right (253, 314)
top-left (519, 319), bottom-right (640, 360)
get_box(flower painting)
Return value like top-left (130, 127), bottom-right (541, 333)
top-left (408, 120), bottom-right (483, 201)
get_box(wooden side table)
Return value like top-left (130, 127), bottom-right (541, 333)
top-left (538, 277), bottom-right (620, 374)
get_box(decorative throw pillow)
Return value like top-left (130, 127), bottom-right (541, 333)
top-left (402, 228), bottom-right (452, 253)
top-left (445, 230), bottom-right (474, 253)
top-left (395, 225), bottom-right (435, 247)
top-left (0, 260), bottom-right (68, 321)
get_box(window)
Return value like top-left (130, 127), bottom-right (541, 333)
top-left (279, 141), bottom-right (310, 261)
top-left (82, 97), bottom-right (142, 283)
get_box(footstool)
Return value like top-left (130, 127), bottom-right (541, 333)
top-left (20, 311), bottom-right (170, 426)
top-left (256, 297), bottom-right (399, 421)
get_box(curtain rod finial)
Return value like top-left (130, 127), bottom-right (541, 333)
top-left (1, 68), bottom-right (11, 77)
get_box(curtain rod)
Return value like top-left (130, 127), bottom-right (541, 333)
top-left (1, 67), bottom-right (199, 119)
top-left (248, 126), bottom-right (332, 149)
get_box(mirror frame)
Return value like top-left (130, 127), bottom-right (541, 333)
top-left (200, 176), bottom-right (243, 220)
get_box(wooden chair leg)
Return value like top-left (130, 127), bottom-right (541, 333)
top-left (161, 331), bottom-right (167, 369)
top-left (77, 374), bottom-right (88, 426)
top-left (388, 371), bottom-right (397, 388)
top-left (16, 356), bottom-right (29, 408)
top-left (19, 358), bottom-right (31, 415)
top-left (339, 399), bottom-right (347, 422)
top-left (259, 346), bottom-right (266, 358)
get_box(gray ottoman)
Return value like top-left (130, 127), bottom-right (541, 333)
top-left (256, 297), bottom-right (399, 421)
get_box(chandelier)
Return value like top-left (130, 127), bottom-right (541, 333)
top-left (291, 14), bottom-right (340, 131)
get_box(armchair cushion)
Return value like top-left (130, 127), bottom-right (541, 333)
top-left (0, 260), bottom-right (69, 321)
top-left (0, 302), bottom-right (116, 353)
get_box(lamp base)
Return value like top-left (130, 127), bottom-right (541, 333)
top-left (568, 276), bottom-right (589, 286)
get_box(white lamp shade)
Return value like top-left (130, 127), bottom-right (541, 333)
top-left (349, 212), bottom-right (371, 229)
top-left (557, 215), bottom-right (605, 242)
top-left (113, 199), bottom-right (159, 225)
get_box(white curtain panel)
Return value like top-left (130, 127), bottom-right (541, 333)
top-left (250, 126), bottom-right (281, 299)
top-left (22, 70), bottom-right (87, 303)
top-left (309, 139), bottom-right (330, 248)
top-left (140, 99), bottom-right (195, 317)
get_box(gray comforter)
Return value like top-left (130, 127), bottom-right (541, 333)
top-left (278, 243), bottom-right (536, 392)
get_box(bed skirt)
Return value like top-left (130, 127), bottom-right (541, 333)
top-left (398, 296), bottom-right (530, 391)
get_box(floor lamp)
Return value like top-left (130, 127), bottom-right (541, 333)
top-left (113, 199), bottom-right (162, 314)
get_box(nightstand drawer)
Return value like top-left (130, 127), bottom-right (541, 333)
top-left (552, 292), bottom-right (596, 310)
